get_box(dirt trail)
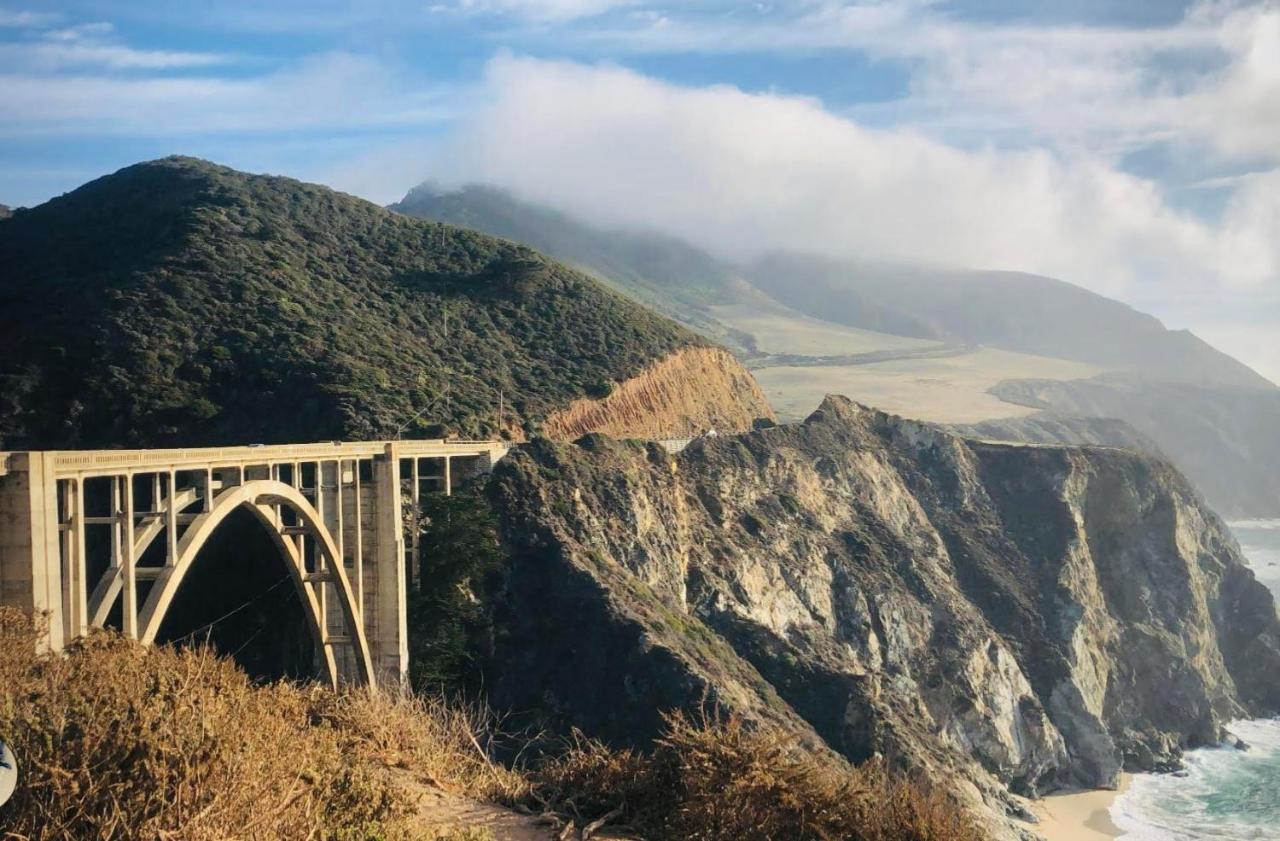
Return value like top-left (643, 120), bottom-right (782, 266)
top-left (395, 774), bottom-right (638, 841)
top-left (402, 782), bottom-right (552, 840)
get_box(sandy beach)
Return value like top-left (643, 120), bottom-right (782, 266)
top-left (1029, 774), bottom-right (1130, 840)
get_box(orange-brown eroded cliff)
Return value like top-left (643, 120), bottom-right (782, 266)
top-left (542, 347), bottom-right (774, 440)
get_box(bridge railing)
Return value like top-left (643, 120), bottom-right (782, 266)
top-left (0, 439), bottom-right (507, 480)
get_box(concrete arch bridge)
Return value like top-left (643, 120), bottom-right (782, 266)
top-left (0, 440), bottom-right (506, 687)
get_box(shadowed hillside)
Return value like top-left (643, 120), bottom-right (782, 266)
top-left (0, 158), bottom-right (731, 448)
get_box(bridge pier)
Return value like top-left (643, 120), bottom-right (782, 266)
top-left (0, 452), bottom-right (63, 650)
top-left (372, 444), bottom-right (409, 685)
top-left (0, 440), bottom-right (506, 687)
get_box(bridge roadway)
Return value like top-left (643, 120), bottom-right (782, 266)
top-left (0, 439), bottom-right (507, 688)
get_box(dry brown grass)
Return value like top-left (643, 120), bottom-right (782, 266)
top-left (531, 711), bottom-right (984, 841)
top-left (0, 609), bottom-right (399, 840)
top-left (0, 608), bottom-right (521, 841)
top-left (308, 689), bottom-right (528, 803)
top-left (0, 609), bottom-right (983, 841)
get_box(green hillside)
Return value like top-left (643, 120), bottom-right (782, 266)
top-left (0, 158), bottom-right (702, 449)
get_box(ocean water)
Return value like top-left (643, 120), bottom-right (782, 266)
top-left (1112, 520), bottom-right (1280, 840)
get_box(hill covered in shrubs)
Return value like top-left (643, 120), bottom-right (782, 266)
top-left (0, 158), bottom-right (705, 448)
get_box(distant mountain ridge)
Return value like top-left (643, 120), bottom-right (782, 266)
top-left (0, 158), bottom-right (765, 449)
top-left (391, 182), bottom-right (1280, 517)
top-left (745, 253), bottom-right (1273, 390)
top-left (393, 184), bottom-right (1272, 391)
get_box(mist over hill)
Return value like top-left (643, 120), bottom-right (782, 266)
top-left (390, 183), bottom-right (760, 353)
top-left (745, 253), bottom-right (1273, 390)
top-left (393, 182), bottom-right (1280, 518)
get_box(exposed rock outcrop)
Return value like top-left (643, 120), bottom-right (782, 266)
top-left (482, 396), bottom-right (1280, 837)
top-left (541, 346), bottom-right (775, 440)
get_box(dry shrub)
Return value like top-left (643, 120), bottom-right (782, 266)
top-left (533, 711), bottom-right (984, 841)
top-left (0, 609), bottom-right (411, 840)
top-left (307, 688), bottom-right (528, 802)
top-left (0, 608), bottom-right (983, 841)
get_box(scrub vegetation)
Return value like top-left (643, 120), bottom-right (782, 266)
top-left (0, 157), bottom-right (699, 449)
top-left (0, 609), bottom-right (522, 840)
top-left (1, 606), bottom-right (979, 841)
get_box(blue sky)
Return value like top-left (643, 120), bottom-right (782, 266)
top-left (2, 1), bottom-right (1278, 379)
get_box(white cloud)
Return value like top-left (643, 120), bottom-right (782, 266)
top-left (429, 0), bottom-right (638, 23)
top-left (0, 52), bottom-right (456, 136)
top-left (1182, 3), bottom-right (1280, 160)
top-left (570, 1), bottom-right (1280, 171)
top-left (0, 40), bottom-right (231, 70)
top-left (0, 8), bottom-right (58, 28)
top-left (0, 13), bottom-right (230, 70)
top-left (416, 54), bottom-right (1276, 302)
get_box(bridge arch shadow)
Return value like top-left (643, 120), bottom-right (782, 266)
top-left (137, 480), bottom-right (374, 687)
top-left (153, 507), bottom-right (316, 680)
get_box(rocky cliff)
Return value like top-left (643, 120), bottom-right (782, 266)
top-left (481, 397), bottom-right (1280, 838)
top-left (541, 346), bottom-right (774, 440)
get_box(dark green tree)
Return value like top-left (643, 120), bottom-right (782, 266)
top-left (407, 489), bottom-right (504, 691)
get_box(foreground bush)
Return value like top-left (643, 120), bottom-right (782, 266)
top-left (532, 711), bottom-right (984, 841)
top-left (0, 609), bottom-right (400, 839)
top-left (307, 687), bottom-right (527, 803)
top-left (0, 607), bottom-right (981, 840)
top-left (0, 609), bottom-right (526, 840)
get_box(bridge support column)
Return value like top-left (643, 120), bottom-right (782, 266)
top-left (0, 453), bottom-right (63, 650)
top-left (371, 444), bottom-right (408, 685)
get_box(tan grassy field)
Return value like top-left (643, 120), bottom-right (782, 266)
top-left (755, 348), bottom-right (1102, 424)
top-left (711, 303), bottom-right (941, 356)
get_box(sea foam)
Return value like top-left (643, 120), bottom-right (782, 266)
top-left (1111, 521), bottom-right (1280, 840)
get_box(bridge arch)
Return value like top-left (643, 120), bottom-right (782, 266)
top-left (136, 480), bottom-right (374, 687)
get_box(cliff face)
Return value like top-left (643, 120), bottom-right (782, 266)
top-left (541, 346), bottom-right (775, 440)
top-left (483, 397), bottom-right (1280, 837)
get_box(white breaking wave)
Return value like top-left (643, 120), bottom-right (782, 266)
top-left (1112, 719), bottom-right (1280, 841)
top-left (1111, 525), bottom-right (1280, 840)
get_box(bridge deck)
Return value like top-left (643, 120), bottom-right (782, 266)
top-left (0, 439), bottom-right (508, 479)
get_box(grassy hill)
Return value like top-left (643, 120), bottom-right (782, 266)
top-left (745, 253), bottom-right (1273, 390)
top-left (0, 158), bottom-right (704, 449)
